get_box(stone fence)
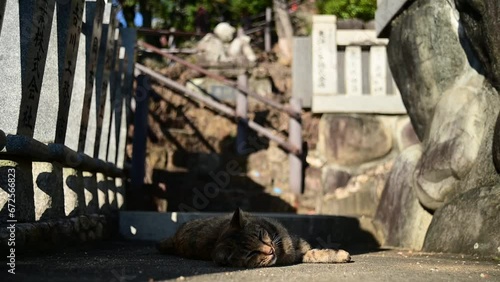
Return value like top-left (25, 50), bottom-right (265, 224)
top-left (293, 15), bottom-right (405, 114)
top-left (0, 0), bottom-right (136, 250)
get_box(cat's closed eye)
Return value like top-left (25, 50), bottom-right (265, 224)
top-left (246, 250), bottom-right (260, 258)
top-left (257, 229), bottom-right (272, 244)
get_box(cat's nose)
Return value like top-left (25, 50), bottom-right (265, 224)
top-left (267, 247), bottom-right (275, 256)
top-left (262, 245), bottom-right (274, 256)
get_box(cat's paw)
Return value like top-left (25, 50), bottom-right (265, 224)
top-left (335, 249), bottom-right (351, 263)
top-left (302, 249), bottom-right (351, 263)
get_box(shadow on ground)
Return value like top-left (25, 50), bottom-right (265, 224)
top-left (10, 240), bottom-right (500, 282)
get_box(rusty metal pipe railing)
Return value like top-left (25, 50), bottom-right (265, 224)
top-left (135, 63), bottom-right (236, 117)
top-left (135, 63), bottom-right (301, 156)
top-left (138, 41), bottom-right (300, 119)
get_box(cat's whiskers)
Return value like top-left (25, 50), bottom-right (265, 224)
top-left (272, 236), bottom-right (283, 247)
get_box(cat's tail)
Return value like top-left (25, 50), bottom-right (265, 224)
top-left (156, 237), bottom-right (176, 254)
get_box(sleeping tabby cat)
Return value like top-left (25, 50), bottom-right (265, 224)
top-left (157, 209), bottom-right (351, 267)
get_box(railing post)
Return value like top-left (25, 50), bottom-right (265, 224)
top-left (131, 75), bottom-right (149, 191)
top-left (236, 72), bottom-right (249, 154)
top-left (289, 97), bottom-right (303, 194)
top-left (265, 7), bottom-right (272, 52)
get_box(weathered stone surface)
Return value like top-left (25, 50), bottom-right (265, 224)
top-left (0, 159), bottom-right (34, 222)
top-left (196, 22), bottom-right (256, 66)
top-left (83, 171), bottom-right (98, 214)
top-left (33, 162), bottom-right (64, 221)
top-left (414, 75), bottom-right (500, 210)
top-left (305, 166), bottom-right (322, 192)
top-left (395, 117), bottom-right (420, 151)
top-left (387, 0), bottom-right (473, 139)
top-left (322, 161), bottom-right (393, 217)
top-left (267, 143), bottom-right (288, 163)
top-left (456, 0), bottom-right (500, 91)
top-left (63, 168), bottom-right (85, 217)
top-left (322, 180), bottom-right (379, 217)
top-left (248, 76), bottom-right (272, 100)
top-left (423, 185), bottom-right (500, 256)
top-left (321, 166), bottom-right (351, 194)
top-left (374, 145), bottom-right (433, 250)
top-left (318, 114), bottom-right (392, 166)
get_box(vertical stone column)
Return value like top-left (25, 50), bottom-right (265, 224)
top-left (78, 0), bottom-right (104, 157)
top-left (0, 0), bottom-right (36, 222)
top-left (289, 98), bottom-right (303, 195)
top-left (113, 45), bottom-right (127, 210)
top-left (94, 2), bottom-right (115, 214)
top-left (49, 0), bottom-right (86, 218)
top-left (311, 15), bottom-right (338, 112)
top-left (78, 0), bottom-right (105, 215)
top-left (292, 37), bottom-right (312, 108)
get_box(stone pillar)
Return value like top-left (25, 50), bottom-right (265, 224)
top-left (311, 15), bottom-right (337, 112)
top-left (292, 37), bottom-right (312, 108)
top-left (0, 0), bottom-right (37, 222)
top-left (78, 0), bottom-right (104, 157)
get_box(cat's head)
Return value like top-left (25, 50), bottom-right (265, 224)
top-left (212, 208), bottom-right (280, 268)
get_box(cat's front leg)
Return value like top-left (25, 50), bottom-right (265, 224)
top-left (302, 249), bottom-right (351, 263)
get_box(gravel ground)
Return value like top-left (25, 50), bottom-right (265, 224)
top-left (3, 240), bottom-right (499, 282)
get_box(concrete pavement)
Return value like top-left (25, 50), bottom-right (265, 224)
top-left (5, 241), bottom-right (499, 282)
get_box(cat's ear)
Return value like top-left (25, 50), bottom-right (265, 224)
top-left (230, 208), bottom-right (244, 229)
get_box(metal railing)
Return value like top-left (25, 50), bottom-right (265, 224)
top-left (134, 41), bottom-right (305, 194)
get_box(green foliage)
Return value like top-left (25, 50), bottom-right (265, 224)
top-left (316, 0), bottom-right (376, 21)
top-left (124, 0), bottom-right (272, 31)
top-left (227, 0), bottom-right (272, 16)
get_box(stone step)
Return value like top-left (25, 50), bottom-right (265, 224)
top-left (119, 211), bottom-right (379, 249)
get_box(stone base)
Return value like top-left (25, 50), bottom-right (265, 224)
top-left (0, 213), bottom-right (117, 253)
top-left (374, 146), bottom-right (432, 250)
top-left (423, 185), bottom-right (500, 256)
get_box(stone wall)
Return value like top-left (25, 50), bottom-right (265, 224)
top-left (301, 114), bottom-right (418, 220)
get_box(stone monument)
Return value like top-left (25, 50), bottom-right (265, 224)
top-left (374, 0), bottom-right (500, 255)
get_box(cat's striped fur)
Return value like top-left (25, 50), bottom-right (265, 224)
top-left (157, 209), bottom-right (351, 267)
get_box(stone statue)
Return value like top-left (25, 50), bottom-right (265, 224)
top-left (375, 0), bottom-right (500, 256)
top-left (196, 22), bottom-right (257, 66)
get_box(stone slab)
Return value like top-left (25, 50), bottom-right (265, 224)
top-left (55, 0), bottom-right (85, 144)
top-left (312, 95), bottom-right (407, 114)
top-left (370, 46), bottom-right (388, 95)
top-left (312, 15), bottom-right (337, 96)
top-left (344, 46), bottom-right (362, 95)
top-left (65, 0), bottom-right (89, 152)
top-left (292, 37), bottom-right (312, 108)
top-left (0, 0), bottom-right (33, 135)
top-left (187, 78), bottom-right (238, 103)
top-left (78, 0), bottom-right (105, 155)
